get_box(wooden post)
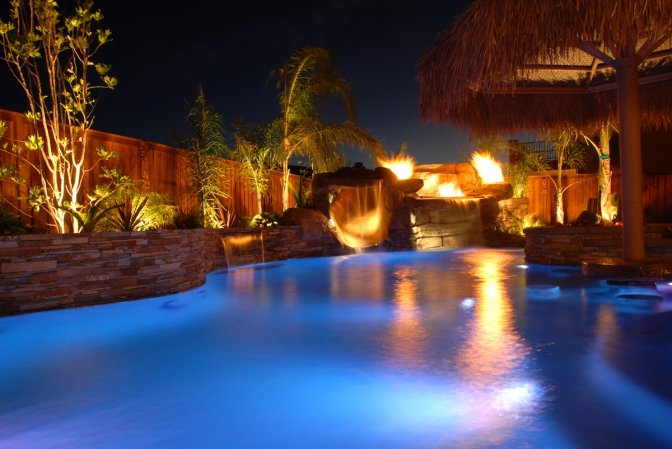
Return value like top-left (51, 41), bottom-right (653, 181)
top-left (616, 57), bottom-right (645, 262)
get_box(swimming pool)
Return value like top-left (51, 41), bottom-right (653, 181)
top-left (1, 248), bottom-right (672, 448)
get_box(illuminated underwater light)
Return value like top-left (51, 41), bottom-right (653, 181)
top-left (460, 298), bottom-right (476, 309)
top-left (494, 381), bottom-right (541, 412)
top-left (516, 264), bottom-right (529, 269)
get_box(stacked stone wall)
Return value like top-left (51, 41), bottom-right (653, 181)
top-left (0, 225), bottom-right (344, 315)
top-left (524, 224), bottom-right (672, 265)
top-left (406, 198), bottom-right (485, 250)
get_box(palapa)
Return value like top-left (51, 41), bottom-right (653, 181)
top-left (418, 0), bottom-right (672, 262)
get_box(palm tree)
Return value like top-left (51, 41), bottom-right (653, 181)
top-left (273, 47), bottom-right (384, 210)
top-left (233, 123), bottom-right (278, 215)
top-left (532, 130), bottom-right (588, 224)
top-left (582, 123), bottom-right (616, 224)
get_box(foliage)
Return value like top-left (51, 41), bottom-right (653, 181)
top-left (60, 167), bottom-right (134, 232)
top-left (507, 147), bottom-right (545, 198)
top-left (175, 87), bottom-right (231, 228)
top-left (171, 205), bottom-right (236, 229)
top-left (288, 169), bottom-right (312, 209)
top-left (171, 207), bottom-right (204, 229)
top-left (496, 213), bottom-right (545, 236)
top-left (244, 212), bottom-right (279, 228)
top-left (96, 183), bottom-right (177, 232)
top-left (272, 47), bottom-right (384, 210)
top-left (0, 207), bottom-right (45, 234)
top-left (0, 0), bottom-right (117, 233)
top-left (232, 122), bottom-right (278, 215)
top-left (531, 130), bottom-right (589, 224)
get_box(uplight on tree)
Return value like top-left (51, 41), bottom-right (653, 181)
top-left (0, 0), bottom-right (117, 233)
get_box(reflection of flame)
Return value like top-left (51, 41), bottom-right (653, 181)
top-left (330, 258), bottom-right (386, 301)
top-left (386, 266), bottom-right (428, 368)
top-left (438, 181), bottom-right (464, 197)
top-left (378, 154), bottom-right (415, 180)
top-left (458, 251), bottom-right (528, 386)
top-left (471, 151), bottom-right (504, 184)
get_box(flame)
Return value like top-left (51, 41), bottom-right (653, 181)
top-left (378, 154), bottom-right (415, 180)
top-left (471, 151), bottom-right (504, 184)
top-left (438, 181), bottom-right (464, 197)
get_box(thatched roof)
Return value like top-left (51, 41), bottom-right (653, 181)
top-left (419, 0), bottom-right (672, 135)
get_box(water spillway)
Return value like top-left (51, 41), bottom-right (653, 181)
top-left (328, 182), bottom-right (393, 249)
top-left (311, 162), bottom-right (512, 252)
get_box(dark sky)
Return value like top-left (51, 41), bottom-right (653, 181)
top-left (2, 0), bottom-right (483, 166)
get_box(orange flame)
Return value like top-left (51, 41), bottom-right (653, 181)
top-left (471, 151), bottom-right (504, 184)
top-left (438, 181), bottom-right (464, 197)
top-left (378, 154), bottom-right (415, 180)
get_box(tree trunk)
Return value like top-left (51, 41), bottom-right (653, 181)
top-left (555, 191), bottom-right (564, 225)
top-left (555, 155), bottom-right (564, 224)
top-left (598, 125), bottom-right (613, 224)
top-left (282, 157), bottom-right (290, 212)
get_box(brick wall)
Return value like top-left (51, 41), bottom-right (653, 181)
top-left (524, 224), bottom-right (672, 265)
top-left (0, 225), bottom-right (344, 315)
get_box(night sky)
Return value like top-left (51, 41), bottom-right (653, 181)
top-left (0, 0), bottom-right (497, 166)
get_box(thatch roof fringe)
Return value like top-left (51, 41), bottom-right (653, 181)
top-left (419, 0), bottom-right (672, 134)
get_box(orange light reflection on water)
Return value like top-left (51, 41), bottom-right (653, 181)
top-left (385, 266), bottom-right (429, 369)
top-left (458, 251), bottom-right (529, 386)
top-left (329, 257), bottom-right (386, 302)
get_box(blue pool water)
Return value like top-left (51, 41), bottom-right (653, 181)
top-left (2, 248), bottom-right (672, 448)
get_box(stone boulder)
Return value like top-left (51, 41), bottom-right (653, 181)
top-left (280, 208), bottom-right (329, 240)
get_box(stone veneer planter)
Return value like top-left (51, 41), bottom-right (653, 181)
top-left (524, 224), bottom-right (672, 265)
top-left (0, 225), bottom-right (342, 316)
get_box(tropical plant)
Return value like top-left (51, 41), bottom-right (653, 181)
top-left (96, 183), bottom-right (177, 232)
top-left (232, 123), bottom-right (278, 215)
top-left (175, 87), bottom-right (230, 228)
top-left (507, 145), bottom-right (545, 198)
top-left (496, 212), bottom-right (545, 236)
top-left (533, 130), bottom-right (589, 224)
top-left (61, 167), bottom-right (134, 232)
top-left (272, 47), bottom-right (384, 210)
top-left (289, 167), bottom-right (312, 208)
top-left (0, 207), bottom-right (45, 234)
top-left (0, 0), bottom-right (117, 233)
top-left (581, 123), bottom-right (617, 224)
top-left (172, 207), bottom-right (204, 229)
top-left (245, 212), bottom-right (279, 228)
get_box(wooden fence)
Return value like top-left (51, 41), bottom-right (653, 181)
top-left (5, 108), bottom-right (672, 231)
top-left (527, 170), bottom-right (672, 224)
top-left (0, 109), bottom-right (300, 230)
top-left (527, 173), bottom-right (598, 224)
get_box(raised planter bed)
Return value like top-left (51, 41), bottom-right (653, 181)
top-left (0, 225), bottom-right (342, 316)
top-left (524, 224), bottom-right (672, 265)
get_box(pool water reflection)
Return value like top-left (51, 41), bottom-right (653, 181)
top-left (1, 248), bottom-right (672, 448)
